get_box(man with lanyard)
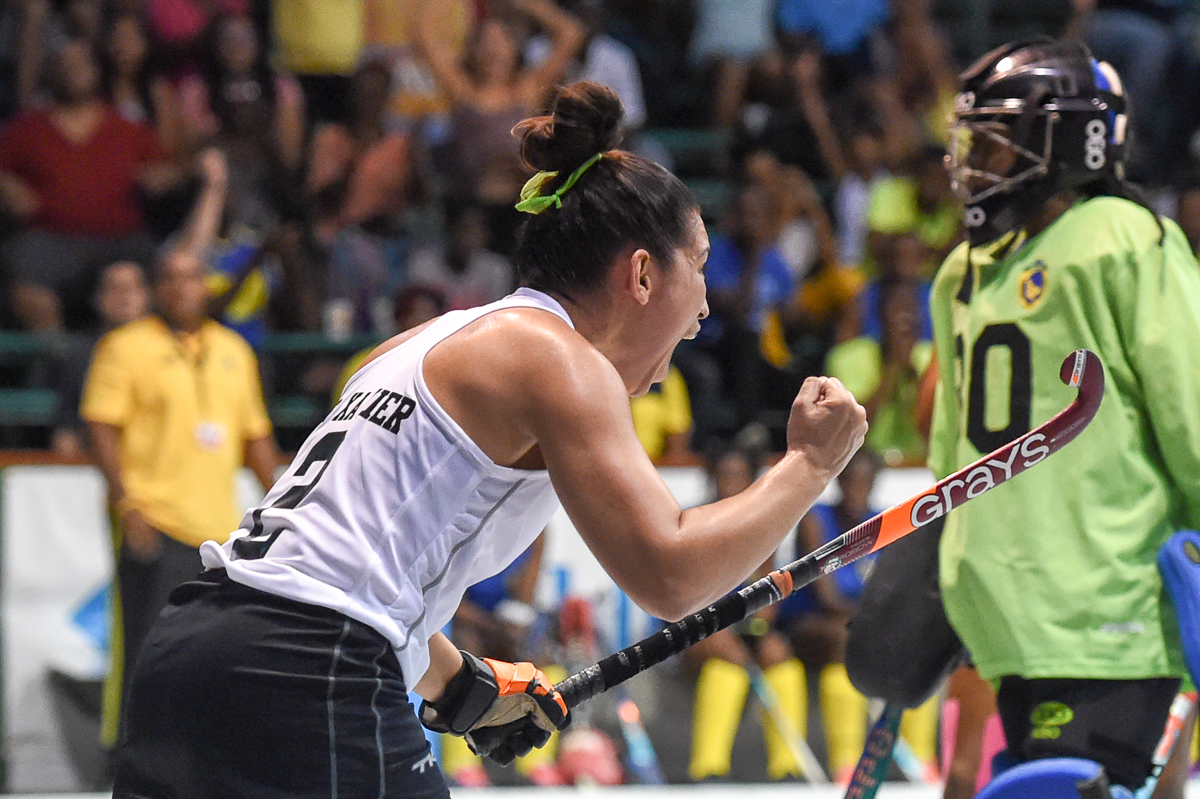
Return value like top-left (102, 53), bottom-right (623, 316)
top-left (82, 234), bottom-right (279, 756)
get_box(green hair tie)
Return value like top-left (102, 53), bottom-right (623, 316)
top-left (514, 153), bottom-right (603, 214)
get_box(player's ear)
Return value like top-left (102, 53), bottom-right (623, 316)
top-left (621, 248), bottom-right (653, 306)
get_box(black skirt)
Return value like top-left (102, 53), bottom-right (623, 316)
top-left (113, 569), bottom-right (451, 799)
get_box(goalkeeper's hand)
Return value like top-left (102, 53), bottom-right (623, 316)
top-left (419, 651), bottom-right (569, 765)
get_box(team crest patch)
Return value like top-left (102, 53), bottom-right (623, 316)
top-left (1019, 262), bottom-right (1047, 308)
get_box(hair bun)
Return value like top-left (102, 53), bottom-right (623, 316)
top-left (515, 81), bottom-right (624, 174)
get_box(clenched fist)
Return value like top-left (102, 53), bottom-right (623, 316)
top-left (785, 376), bottom-right (868, 479)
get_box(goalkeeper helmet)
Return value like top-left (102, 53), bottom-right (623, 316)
top-left (947, 38), bottom-right (1129, 245)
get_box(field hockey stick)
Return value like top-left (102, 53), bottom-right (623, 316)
top-left (844, 704), bottom-right (904, 799)
top-left (556, 349), bottom-right (1104, 709)
top-left (747, 664), bottom-right (829, 783)
top-left (891, 724), bottom-right (940, 784)
top-left (614, 696), bottom-right (667, 784)
top-left (1135, 690), bottom-right (1197, 799)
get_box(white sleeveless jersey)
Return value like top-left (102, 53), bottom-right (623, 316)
top-left (201, 289), bottom-right (568, 684)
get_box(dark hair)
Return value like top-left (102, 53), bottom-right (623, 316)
top-left (99, 10), bottom-right (156, 123)
top-left (203, 14), bottom-right (277, 132)
top-left (393, 284), bottom-right (448, 327)
top-left (511, 82), bottom-right (699, 303)
top-left (842, 446), bottom-right (883, 481)
top-left (49, 36), bottom-right (99, 104)
top-left (705, 440), bottom-right (764, 486)
top-left (875, 277), bottom-right (922, 356)
top-left (1081, 174), bottom-right (1164, 240)
top-left (915, 142), bottom-right (949, 171)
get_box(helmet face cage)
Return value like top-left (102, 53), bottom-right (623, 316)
top-left (947, 101), bottom-right (1055, 208)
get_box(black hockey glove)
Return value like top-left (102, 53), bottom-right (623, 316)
top-left (419, 650), bottom-right (570, 766)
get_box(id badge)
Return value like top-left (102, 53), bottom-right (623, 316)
top-left (195, 421), bottom-right (226, 451)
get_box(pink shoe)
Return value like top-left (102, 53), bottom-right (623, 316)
top-left (449, 763), bottom-right (491, 788)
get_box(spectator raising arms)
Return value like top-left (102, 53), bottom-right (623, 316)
top-left (687, 0), bottom-right (776, 132)
top-left (194, 14), bottom-right (305, 230)
top-left (417, 0), bottom-right (585, 252)
top-left (525, 0), bottom-right (647, 135)
top-left (306, 58), bottom-right (413, 246)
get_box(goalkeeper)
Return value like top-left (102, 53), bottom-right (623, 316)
top-left (930, 37), bottom-right (1200, 797)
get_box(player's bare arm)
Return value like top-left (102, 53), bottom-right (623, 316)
top-left (415, 632), bottom-right (465, 700)
top-left (445, 317), bottom-right (869, 621)
top-left (424, 309), bottom-right (865, 619)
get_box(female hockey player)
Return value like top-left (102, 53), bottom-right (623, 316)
top-left (110, 81), bottom-right (868, 799)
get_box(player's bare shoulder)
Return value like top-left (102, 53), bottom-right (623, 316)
top-left (463, 308), bottom-right (619, 402)
top-left (423, 306), bottom-right (624, 465)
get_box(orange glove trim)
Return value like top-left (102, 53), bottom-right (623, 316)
top-left (483, 658), bottom-right (569, 716)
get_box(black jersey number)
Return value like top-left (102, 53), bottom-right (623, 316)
top-left (231, 430), bottom-right (347, 560)
top-left (961, 323), bottom-right (1033, 453)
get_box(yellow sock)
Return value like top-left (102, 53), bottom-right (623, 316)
top-left (516, 664), bottom-right (567, 775)
top-left (900, 693), bottom-right (940, 767)
top-left (819, 663), bottom-right (869, 777)
top-left (1192, 717), bottom-right (1199, 764)
top-left (101, 518), bottom-right (123, 751)
top-left (100, 581), bottom-right (124, 750)
top-left (688, 658), bottom-right (750, 780)
top-left (761, 659), bottom-right (807, 780)
top-left (440, 733), bottom-right (481, 777)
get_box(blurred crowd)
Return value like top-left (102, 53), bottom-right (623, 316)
top-left (6, 0), bottom-right (1200, 790)
top-left (2, 0), bottom-right (1200, 460)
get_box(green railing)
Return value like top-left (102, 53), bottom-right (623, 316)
top-left (0, 332), bottom-right (383, 430)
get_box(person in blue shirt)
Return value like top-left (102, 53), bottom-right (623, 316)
top-left (695, 185), bottom-right (797, 436)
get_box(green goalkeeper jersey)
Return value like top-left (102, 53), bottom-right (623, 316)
top-left (929, 195), bottom-right (1200, 682)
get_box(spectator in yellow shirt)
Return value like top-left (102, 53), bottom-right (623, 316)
top-left (826, 279), bottom-right (932, 467)
top-left (866, 145), bottom-right (961, 278)
top-left (82, 234), bottom-right (278, 753)
top-left (629, 364), bottom-right (695, 464)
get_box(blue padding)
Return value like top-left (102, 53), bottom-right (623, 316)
top-left (975, 757), bottom-right (1105, 799)
top-left (991, 748), bottom-right (1020, 778)
top-left (1157, 530), bottom-right (1200, 687)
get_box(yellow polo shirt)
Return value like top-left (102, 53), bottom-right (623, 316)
top-left (630, 366), bottom-right (693, 460)
top-left (81, 318), bottom-right (273, 548)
